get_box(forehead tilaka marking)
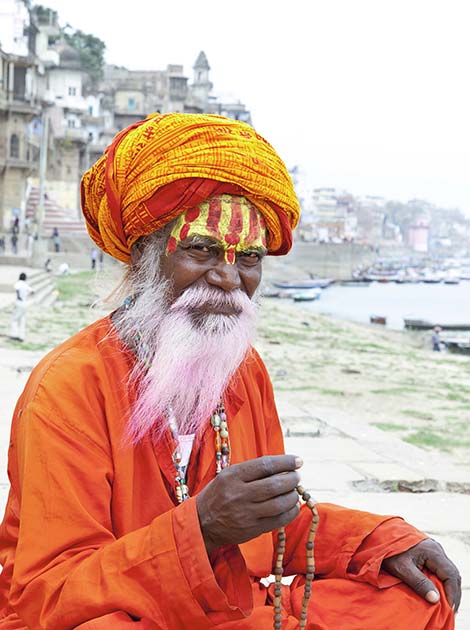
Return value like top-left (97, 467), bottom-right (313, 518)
top-left (167, 194), bottom-right (267, 264)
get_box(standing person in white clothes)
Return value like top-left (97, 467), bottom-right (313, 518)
top-left (10, 272), bottom-right (34, 342)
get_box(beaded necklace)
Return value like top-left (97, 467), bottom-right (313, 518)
top-left (169, 401), bottom-right (230, 503)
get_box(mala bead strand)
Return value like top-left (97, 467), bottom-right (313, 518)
top-left (273, 484), bottom-right (320, 630)
top-left (273, 527), bottom-right (286, 630)
top-left (296, 484), bottom-right (319, 630)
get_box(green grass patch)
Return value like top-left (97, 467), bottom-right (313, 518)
top-left (400, 409), bottom-right (435, 420)
top-left (370, 387), bottom-right (419, 395)
top-left (404, 430), bottom-right (470, 450)
top-left (56, 271), bottom-right (97, 302)
top-left (349, 342), bottom-right (390, 352)
top-left (317, 388), bottom-right (347, 396)
top-left (445, 392), bottom-right (469, 402)
top-left (372, 422), bottom-right (409, 432)
top-left (441, 383), bottom-right (470, 395)
top-left (275, 385), bottom-right (317, 392)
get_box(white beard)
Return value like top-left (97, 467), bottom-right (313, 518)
top-left (121, 284), bottom-right (258, 443)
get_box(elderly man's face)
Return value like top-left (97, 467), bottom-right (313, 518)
top-left (160, 233), bottom-right (265, 313)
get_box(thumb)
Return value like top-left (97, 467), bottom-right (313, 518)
top-left (401, 565), bottom-right (440, 604)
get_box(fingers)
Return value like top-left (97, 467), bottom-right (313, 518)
top-left (424, 543), bottom-right (462, 612)
top-left (249, 471), bottom-right (301, 502)
top-left (235, 454), bottom-right (303, 482)
top-left (259, 502), bottom-right (301, 531)
top-left (254, 489), bottom-right (300, 519)
top-left (396, 560), bottom-right (442, 604)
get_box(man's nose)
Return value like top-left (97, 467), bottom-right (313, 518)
top-left (206, 261), bottom-right (241, 291)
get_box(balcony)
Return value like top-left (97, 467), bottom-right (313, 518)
top-left (0, 96), bottom-right (40, 116)
top-left (54, 126), bottom-right (89, 143)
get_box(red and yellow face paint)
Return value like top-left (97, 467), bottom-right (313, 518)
top-left (167, 194), bottom-right (267, 264)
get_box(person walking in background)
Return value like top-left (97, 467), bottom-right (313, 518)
top-left (10, 272), bottom-right (34, 342)
top-left (10, 232), bottom-right (18, 255)
top-left (91, 247), bottom-right (97, 270)
top-left (431, 326), bottom-right (443, 352)
top-left (52, 227), bottom-right (60, 253)
top-left (98, 249), bottom-right (104, 271)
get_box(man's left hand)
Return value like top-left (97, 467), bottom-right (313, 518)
top-left (382, 538), bottom-right (461, 612)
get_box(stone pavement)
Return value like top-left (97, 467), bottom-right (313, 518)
top-left (280, 393), bottom-right (470, 629)
top-left (0, 344), bottom-right (469, 627)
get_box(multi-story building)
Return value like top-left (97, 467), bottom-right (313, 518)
top-left (0, 0), bottom-right (42, 230)
top-left (310, 187), bottom-right (358, 242)
top-left (356, 195), bottom-right (386, 244)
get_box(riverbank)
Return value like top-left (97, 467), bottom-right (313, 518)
top-left (0, 267), bottom-right (469, 467)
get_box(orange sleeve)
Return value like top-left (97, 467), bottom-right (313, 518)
top-left (279, 502), bottom-right (426, 585)
top-left (9, 400), bottom-right (252, 629)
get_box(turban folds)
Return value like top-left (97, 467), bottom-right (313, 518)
top-left (81, 112), bottom-right (300, 263)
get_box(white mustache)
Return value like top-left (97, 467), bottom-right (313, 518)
top-left (170, 286), bottom-right (251, 314)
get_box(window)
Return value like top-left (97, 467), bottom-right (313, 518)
top-left (10, 134), bottom-right (19, 159)
top-left (128, 97), bottom-right (135, 110)
top-left (68, 86), bottom-right (76, 96)
top-left (67, 119), bottom-right (76, 128)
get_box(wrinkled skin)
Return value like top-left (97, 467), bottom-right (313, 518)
top-left (382, 538), bottom-right (462, 611)
top-left (197, 455), bottom-right (302, 554)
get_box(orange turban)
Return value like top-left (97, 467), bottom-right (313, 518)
top-left (81, 112), bottom-right (300, 263)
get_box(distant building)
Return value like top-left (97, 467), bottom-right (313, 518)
top-left (309, 187), bottom-right (358, 242)
top-left (356, 195), bottom-right (386, 244)
top-left (408, 214), bottom-right (429, 253)
top-left (0, 1), bottom-right (42, 230)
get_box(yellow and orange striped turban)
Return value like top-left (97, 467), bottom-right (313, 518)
top-left (81, 112), bottom-right (300, 263)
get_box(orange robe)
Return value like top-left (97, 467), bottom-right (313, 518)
top-left (0, 318), bottom-right (453, 630)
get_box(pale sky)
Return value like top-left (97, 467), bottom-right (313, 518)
top-left (39, 0), bottom-right (470, 213)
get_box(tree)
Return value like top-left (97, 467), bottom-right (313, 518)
top-left (64, 29), bottom-right (106, 86)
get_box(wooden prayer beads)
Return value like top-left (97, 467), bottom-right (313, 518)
top-left (273, 484), bottom-right (319, 630)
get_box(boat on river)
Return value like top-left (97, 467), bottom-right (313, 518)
top-left (444, 338), bottom-right (470, 355)
top-left (292, 289), bottom-right (321, 302)
top-left (370, 315), bottom-right (387, 325)
top-left (274, 279), bottom-right (332, 290)
top-left (404, 318), bottom-right (470, 331)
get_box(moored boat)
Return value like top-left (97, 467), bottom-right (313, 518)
top-left (404, 319), bottom-right (470, 331)
top-left (292, 289), bottom-right (322, 302)
top-left (445, 339), bottom-right (470, 355)
top-left (370, 315), bottom-right (387, 325)
top-left (274, 279), bottom-right (332, 290)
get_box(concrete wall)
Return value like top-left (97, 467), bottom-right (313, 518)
top-left (0, 168), bottom-right (28, 229)
top-left (287, 241), bottom-right (378, 280)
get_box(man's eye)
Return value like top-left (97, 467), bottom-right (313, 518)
top-left (190, 244), bottom-right (210, 252)
top-left (238, 251), bottom-right (262, 263)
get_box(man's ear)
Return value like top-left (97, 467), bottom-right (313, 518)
top-left (130, 239), bottom-right (145, 265)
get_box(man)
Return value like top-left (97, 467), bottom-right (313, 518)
top-left (432, 326), bottom-right (443, 352)
top-left (10, 272), bottom-right (34, 342)
top-left (0, 113), bottom-right (461, 629)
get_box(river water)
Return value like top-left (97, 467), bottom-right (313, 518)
top-left (297, 281), bottom-right (470, 330)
